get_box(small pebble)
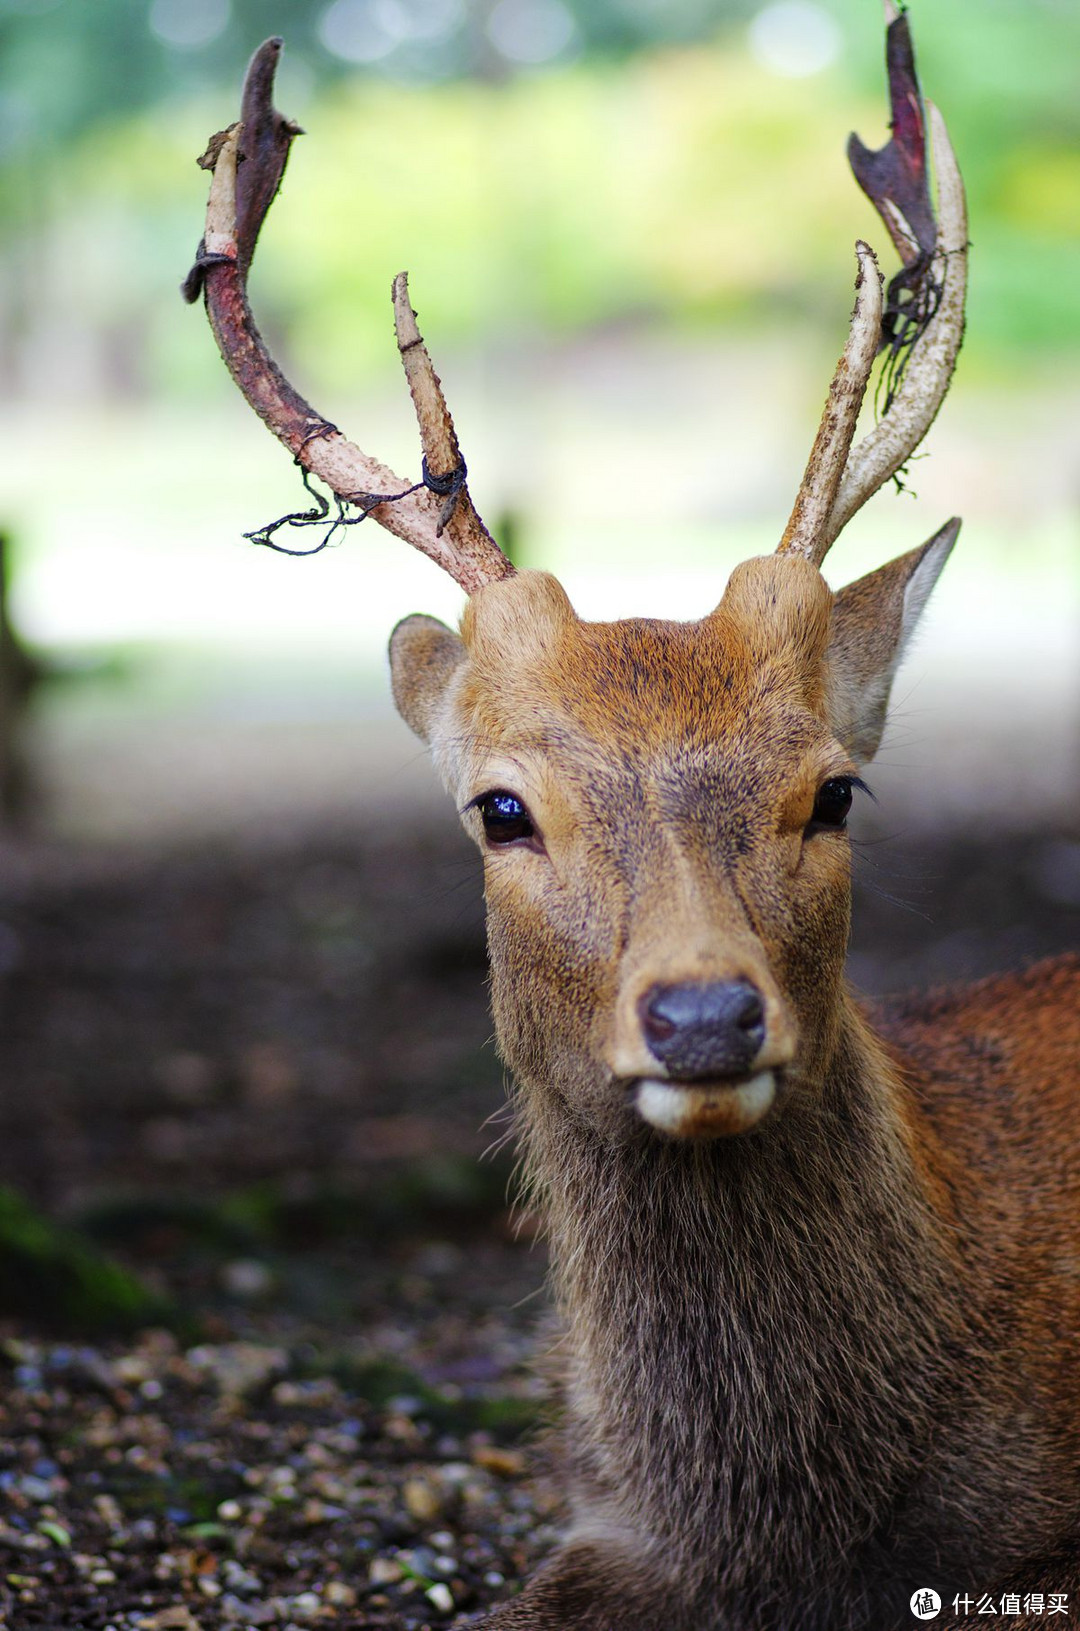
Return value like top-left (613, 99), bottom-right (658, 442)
top-left (387, 1394), bottom-right (423, 1417)
top-left (425, 1581), bottom-right (455, 1614)
top-left (471, 1445), bottom-right (525, 1478)
top-left (137, 1610), bottom-right (204, 1631)
top-left (185, 1343), bottom-right (288, 1397)
top-left (221, 1259), bottom-right (274, 1299)
top-left (221, 1558), bottom-right (261, 1594)
top-left (399, 1545), bottom-right (436, 1577)
top-left (403, 1476), bottom-right (443, 1523)
top-left (369, 1557), bottom-right (404, 1585)
top-left (0, 1527), bottom-right (47, 1553)
top-left (114, 1354), bottom-right (152, 1385)
top-left (324, 1581), bottom-right (357, 1607)
top-left (93, 1493), bottom-right (124, 1529)
top-left (236, 1603), bottom-right (277, 1627)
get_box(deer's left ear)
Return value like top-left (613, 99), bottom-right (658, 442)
top-left (827, 518), bottom-right (960, 764)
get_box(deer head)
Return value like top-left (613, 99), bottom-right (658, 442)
top-left (185, 10), bottom-right (967, 1146)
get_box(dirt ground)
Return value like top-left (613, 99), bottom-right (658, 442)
top-left (0, 811), bottom-right (1076, 1629)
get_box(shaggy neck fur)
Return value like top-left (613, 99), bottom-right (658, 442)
top-left (520, 994), bottom-right (968, 1628)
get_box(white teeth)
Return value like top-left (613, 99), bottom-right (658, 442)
top-left (635, 1071), bottom-right (776, 1138)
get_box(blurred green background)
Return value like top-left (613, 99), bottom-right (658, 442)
top-left (0, 0), bottom-right (1076, 838)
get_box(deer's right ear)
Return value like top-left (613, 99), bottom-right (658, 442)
top-left (389, 614), bottom-right (467, 744)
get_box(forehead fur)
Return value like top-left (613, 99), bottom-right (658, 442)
top-left (456, 559), bottom-right (833, 751)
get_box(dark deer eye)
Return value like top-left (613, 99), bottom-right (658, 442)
top-left (809, 777), bottom-right (854, 831)
top-left (477, 792), bottom-right (535, 846)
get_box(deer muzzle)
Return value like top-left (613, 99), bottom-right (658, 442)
top-left (625, 978), bottom-right (773, 1137)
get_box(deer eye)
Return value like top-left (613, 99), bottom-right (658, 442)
top-left (477, 791), bottom-right (535, 846)
top-left (808, 777), bottom-right (854, 831)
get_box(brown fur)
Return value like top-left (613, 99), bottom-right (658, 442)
top-left (389, 556), bottom-right (1080, 1630)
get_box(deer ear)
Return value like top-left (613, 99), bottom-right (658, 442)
top-left (828, 518), bottom-right (959, 764)
top-left (389, 614), bottom-right (467, 743)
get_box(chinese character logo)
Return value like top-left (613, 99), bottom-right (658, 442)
top-left (911, 1589), bottom-right (942, 1620)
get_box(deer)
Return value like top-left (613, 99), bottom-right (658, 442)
top-left (183, 9), bottom-right (1080, 1629)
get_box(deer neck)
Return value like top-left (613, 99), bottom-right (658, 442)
top-left (522, 990), bottom-right (961, 1596)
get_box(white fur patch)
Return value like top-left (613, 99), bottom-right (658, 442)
top-left (635, 1072), bottom-right (776, 1138)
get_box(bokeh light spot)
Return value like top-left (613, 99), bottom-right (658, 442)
top-left (319, 0), bottom-right (396, 63)
top-left (374, 0), bottom-right (464, 44)
top-left (748, 1), bottom-right (842, 79)
top-left (148, 0), bottom-right (230, 51)
top-left (487, 0), bottom-right (578, 66)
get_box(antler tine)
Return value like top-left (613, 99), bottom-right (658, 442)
top-left (778, 8), bottom-right (968, 570)
top-left (827, 103), bottom-right (967, 544)
top-left (182, 39), bottom-right (513, 595)
top-left (777, 241), bottom-right (883, 567)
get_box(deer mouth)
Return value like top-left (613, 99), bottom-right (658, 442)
top-left (634, 1071), bottom-right (777, 1139)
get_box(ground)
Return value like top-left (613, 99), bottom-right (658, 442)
top-left (0, 814), bottom-right (1076, 1630)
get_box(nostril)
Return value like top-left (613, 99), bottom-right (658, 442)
top-left (734, 988), bottom-right (765, 1034)
top-left (640, 993), bottom-right (678, 1045)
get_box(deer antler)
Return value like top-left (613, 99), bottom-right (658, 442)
top-left (182, 38), bottom-right (513, 595)
top-left (778, 3), bottom-right (968, 569)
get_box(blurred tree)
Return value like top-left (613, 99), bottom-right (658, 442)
top-left (1, 0), bottom-right (763, 155)
top-left (4, 0), bottom-right (1074, 151)
top-left (0, 532), bottom-right (39, 822)
top-left (0, 1), bottom-right (1076, 397)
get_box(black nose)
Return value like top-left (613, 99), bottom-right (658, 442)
top-left (638, 980), bottom-right (766, 1080)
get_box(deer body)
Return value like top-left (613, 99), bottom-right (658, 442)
top-left (390, 566), bottom-right (1080, 1630)
top-left (520, 974), bottom-right (1080, 1631)
top-left (185, 13), bottom-right (1080, 1626)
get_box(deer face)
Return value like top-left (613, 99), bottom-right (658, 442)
top-left (391, 530), bottom-right (954, 1142)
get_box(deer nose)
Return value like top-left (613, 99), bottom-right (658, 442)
top-left (638, 980), bottom-right (766, 1080)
